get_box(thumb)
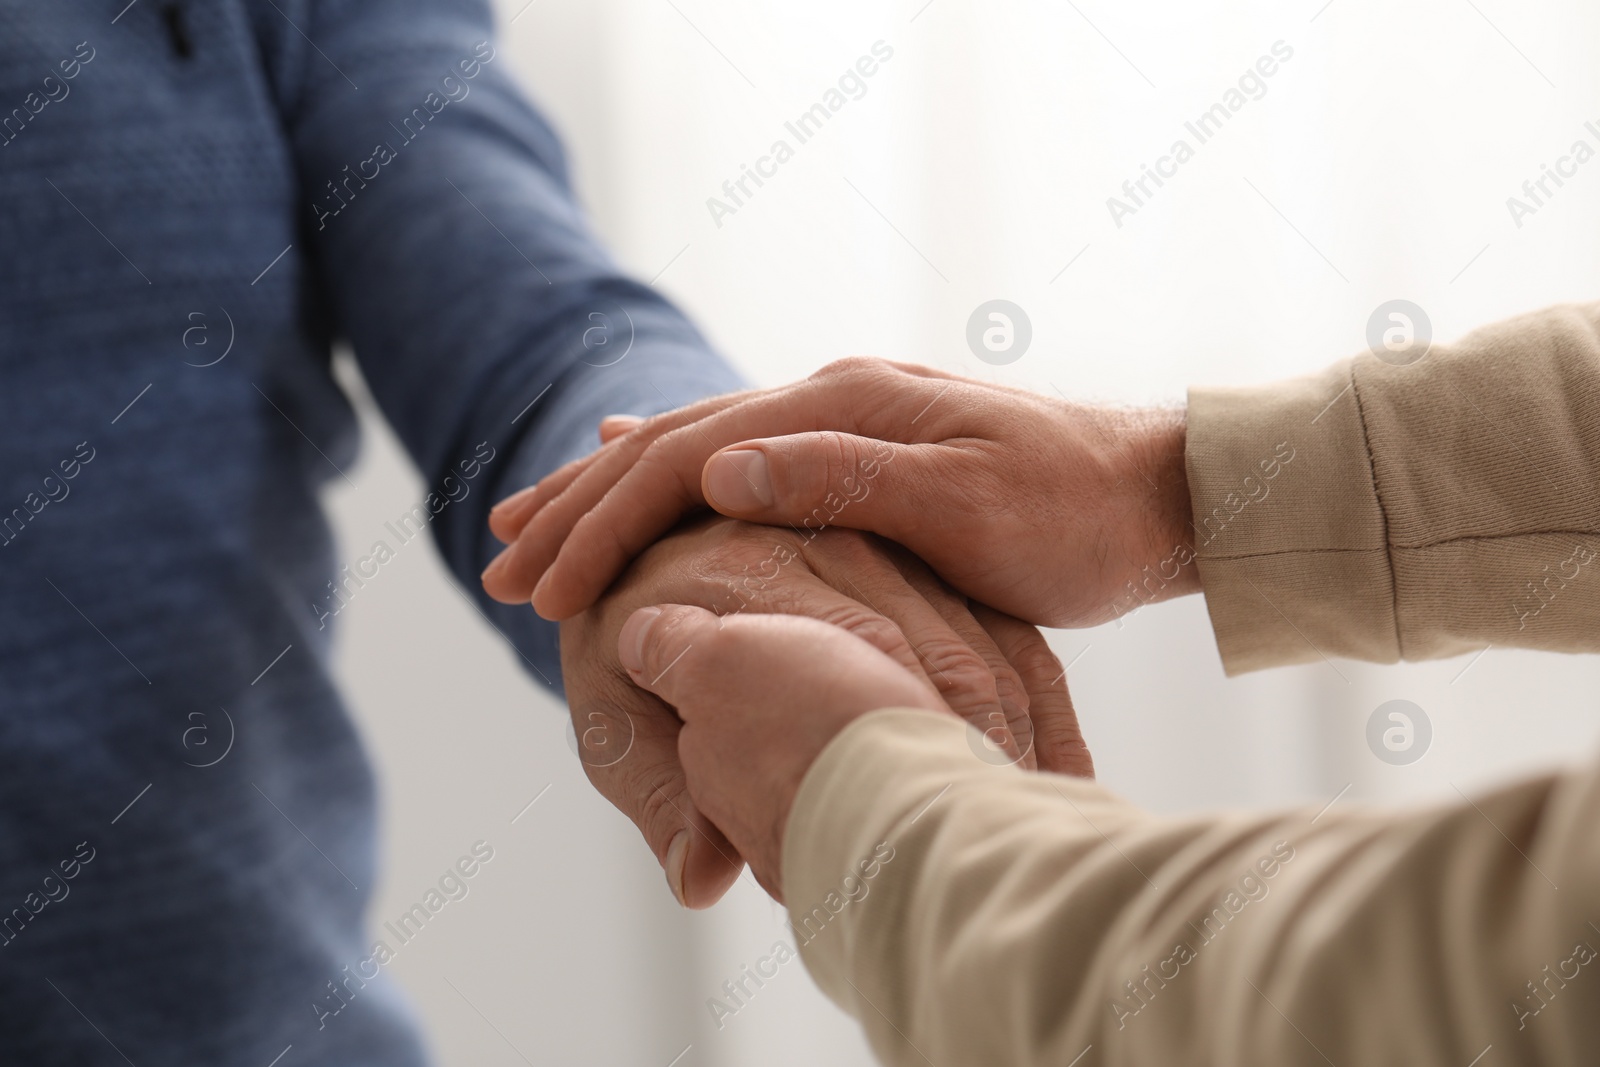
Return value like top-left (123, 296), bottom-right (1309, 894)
top-left (700, 432), bottom-right (943, 546)
top-left (617, 604), bottom-right (723, 708)
top-left (619, 603), bottom-right (948, 722)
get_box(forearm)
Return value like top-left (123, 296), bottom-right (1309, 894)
top-left (279, 0), bottom-right (744, 686)
top-left (786, 710), bottom-right (1600, 1067)
top-left (451, 344), bottom-right (744, 690)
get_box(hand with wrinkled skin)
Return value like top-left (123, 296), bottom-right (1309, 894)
top-left (482, 358), bottom-right (1196, 630)
top-left (616, 605), bottom-right (952, 900)
top-left (554, 516), bottom-right (1093, 907)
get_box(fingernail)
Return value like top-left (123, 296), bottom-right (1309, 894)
top-left (618, 606), bottom-right (663, 675)
top-left (705, 449), bottom-right (773, 512)
top-left (490, 485), bottom-right (536, 517)
top-left (664, 829), bottom-right (691, 907)
top-left (480, 551), bottom-right (509, 584)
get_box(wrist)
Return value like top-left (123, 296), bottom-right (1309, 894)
top-left (1150, 409), bottom-right (1200, 594)
top-left (1119, 408), bottom-right (1201, 606)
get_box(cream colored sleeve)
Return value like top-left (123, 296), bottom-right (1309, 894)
top-left (783, 304), bottom-right (1600, 1063)
top-left (1186, 301), bottom-right (1600, 673)
top-left (785, 709), bottom-right (1600, 1067)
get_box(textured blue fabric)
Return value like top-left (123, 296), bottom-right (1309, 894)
top-left (0, 1), bottom-right (741, 1062)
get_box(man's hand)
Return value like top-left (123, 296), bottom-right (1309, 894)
top-left (617, 606), bottom-right (949, 900)
top-left (483, 359), bottom-right (1198, 629)
top-left (555, 516), bottom-right (1092, 908)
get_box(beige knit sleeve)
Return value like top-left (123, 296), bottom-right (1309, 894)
top-left (1185, 302), bottom-right (1600, 673)
top-left (784, 708), bottom-right (1600, 1067)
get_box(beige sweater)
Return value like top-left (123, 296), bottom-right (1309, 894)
top-left (782, 303), bottom-right (1600, 1066)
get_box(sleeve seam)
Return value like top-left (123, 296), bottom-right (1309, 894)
top-left (1348, 367), bottom-right (1404, 659)
top-left (1205, 529), bottom-right (1600, 561)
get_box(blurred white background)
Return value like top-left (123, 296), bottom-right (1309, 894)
top-left (321, 1), bottom-right (1600, 1063)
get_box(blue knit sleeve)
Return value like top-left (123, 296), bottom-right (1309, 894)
top-left (278, 0), bottom-right (746, 691)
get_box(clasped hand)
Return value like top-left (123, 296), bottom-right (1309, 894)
top-left (483, 359), bottom-right (1188, 903)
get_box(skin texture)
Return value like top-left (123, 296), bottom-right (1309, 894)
top-left (483, 358), bottom-right (1197, 630)
top-left (553, 516), bottom-right (1094, 908)
top-left (617, 605), bottom-right (951, 900)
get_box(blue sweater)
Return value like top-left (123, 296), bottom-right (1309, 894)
top-left (0, 1), bottom-right (740, 1062)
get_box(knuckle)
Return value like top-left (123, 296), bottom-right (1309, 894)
top-left (649, 423), bottom-right (699, 460)
top-left (689, 615), bottom-right (739, 661)
top-left (642, 609), bottom-right (698, 671)
top-left (634, 776), bottom-right (689, 856)
top-left (635, 434), bottom-right (700, 498)
top-left (812, 355), bottom-right (902, 388)
top-left (901, 571), bottom-right (966, 616)
top-left (814, 355), bottom-right (895, 382)
top-left (813, 430), bottom-right (871, 490)
top-left (915, 638), bottom-right (999, 705)
top-left (1011, 634), bottom-right (1066, 686)
top-left (820, 605), bottom-right (907, 655)
top-left (680, 530), bottom-right (808, 615)
top-left (1042, 713), bottom-right (1086, 748)
top-left (696, 530), bottom-right (777, 582)
top-left (988, 660), bottom-right (1030, 707)
top-left (635, 408), bottom-right (683, 439)
top-left (805, 525), bottom-right (874, 562)
top-left (1038, 715), bottom-right (1092, 776)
